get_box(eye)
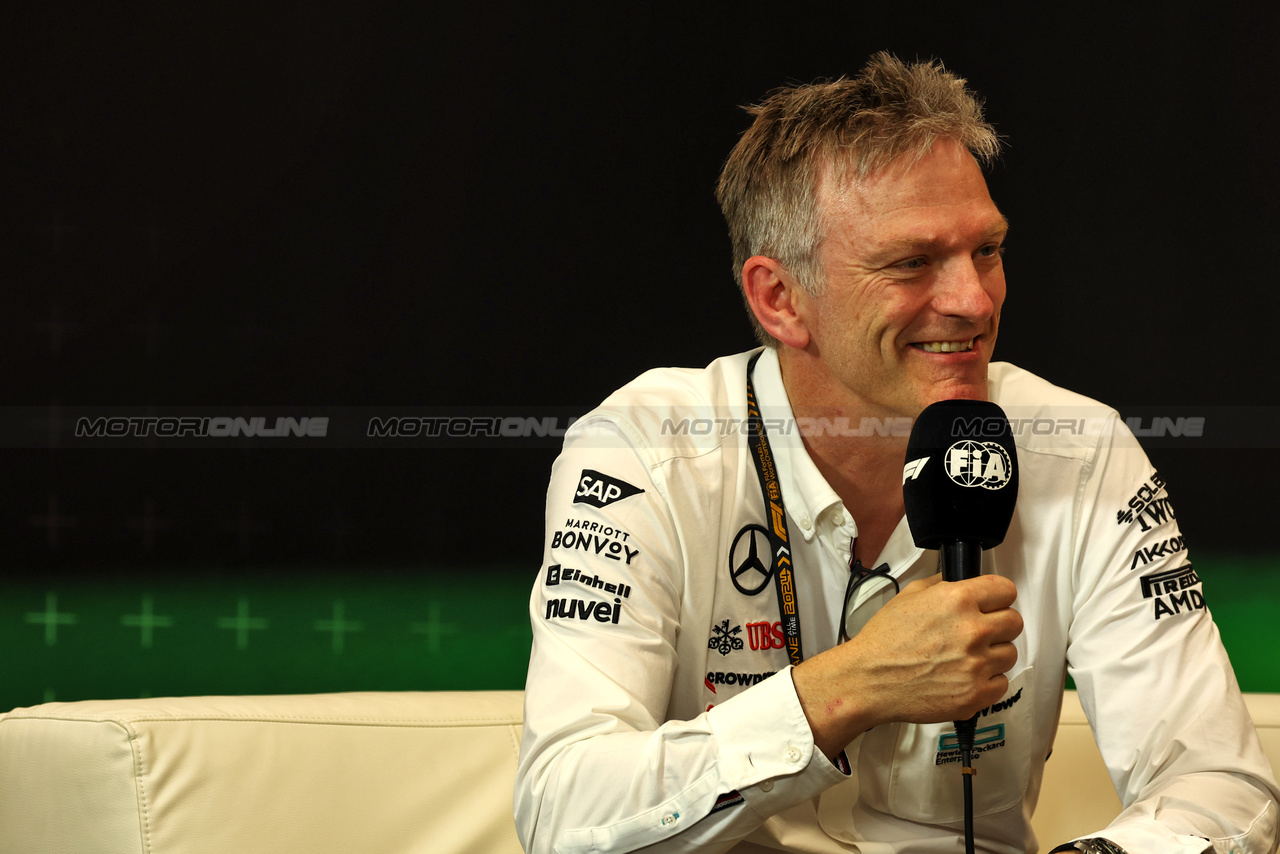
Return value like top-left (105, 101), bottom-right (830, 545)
top-left (896, 256), bottom-right (928, 270)
top-left (976, 243), bottom-right (1005, 260)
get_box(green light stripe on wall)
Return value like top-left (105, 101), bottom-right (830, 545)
top-left (1, 555), bottom-right (1276, 714)
top-left (0, 567), bottom-right (536, 711)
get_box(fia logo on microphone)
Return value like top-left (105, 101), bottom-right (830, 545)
top-left (944, 441), bottom-right (1012, 490)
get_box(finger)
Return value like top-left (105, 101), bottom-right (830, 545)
top-left (899, 572), bottom-right (944, 596)
top-left (980, 673), bottom-right (1011, 707)
top-left (988, 607), bottom-right (1024, 644)
top-left (962, 574), bottom-right (1018, 612)
top-left (987, 640), bottom-right (1019, 673)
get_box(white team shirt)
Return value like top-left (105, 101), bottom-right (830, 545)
top-left (515, 348), bottom-right (1279, 854)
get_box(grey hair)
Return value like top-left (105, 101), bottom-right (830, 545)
top-left (715, 52), bottom-right (1002, 347)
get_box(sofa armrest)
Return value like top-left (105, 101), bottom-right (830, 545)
top-left (0, 691), bottom-right (525, 854)
top-left (1031, 691), bottom-right (1280, 852)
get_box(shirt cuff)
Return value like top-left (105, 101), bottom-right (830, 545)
top-left (705, 666), bottom-right (851, 799)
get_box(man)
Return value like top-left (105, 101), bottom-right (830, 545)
top-left (513, 53), bottom-right (1279, 854)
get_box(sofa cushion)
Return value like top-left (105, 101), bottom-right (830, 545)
top-left (0, 691), bottom-right (525, 854)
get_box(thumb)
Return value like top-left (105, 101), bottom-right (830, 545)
top-left (900, 572), bottom-right (945, 596)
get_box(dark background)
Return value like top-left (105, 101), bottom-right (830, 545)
top-left (6, 3), bottom-right (1278, 575)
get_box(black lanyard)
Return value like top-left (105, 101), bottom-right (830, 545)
top-left (744, 352), bottom-right (804, 666)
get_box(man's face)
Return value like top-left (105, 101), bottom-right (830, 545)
top-left (797, 138), bottom-right (1008, 419)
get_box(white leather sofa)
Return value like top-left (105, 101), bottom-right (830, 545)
top-left (1, 690), bottom-right (1276, 854)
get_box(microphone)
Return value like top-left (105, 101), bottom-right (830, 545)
top-left (902, 399), bottom-right (1019, 581)
top-left (901, 399), bottom-right (1019, 854)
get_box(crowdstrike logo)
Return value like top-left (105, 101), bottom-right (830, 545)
top-left (704, 670), bottom-right (776, 688)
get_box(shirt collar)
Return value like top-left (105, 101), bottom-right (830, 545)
top-left (749, 348), bottom-right (844, 542)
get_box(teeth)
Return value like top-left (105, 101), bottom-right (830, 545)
top-left (918, 339), bottom-right (974, 353)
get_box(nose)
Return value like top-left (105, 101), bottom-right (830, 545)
top-left (932, 257), bottom-right (999, 323)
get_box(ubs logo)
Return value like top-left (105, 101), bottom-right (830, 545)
top-left (728, 524), bottom-right (774, 595)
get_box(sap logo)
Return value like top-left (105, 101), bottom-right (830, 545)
top-left (544, 596), bottom-right (623, 624)
top-left (573, 469), bottom-right (644, 508)
top-left (944, 441), bottom-right (1012, 490)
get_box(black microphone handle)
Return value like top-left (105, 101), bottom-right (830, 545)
top-left (942, 536), bottom-right (984, 854)
top-left (940, 540), bottom-right (983, 582)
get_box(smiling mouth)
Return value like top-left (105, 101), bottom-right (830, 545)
top-left (913, 339), bottom-right (975, 353)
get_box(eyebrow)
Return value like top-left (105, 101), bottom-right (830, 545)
top-left (874, 215), bottom-right (1011, 257)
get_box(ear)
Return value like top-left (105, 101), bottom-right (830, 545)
top-left (741, 256), bottom-right (812, 350)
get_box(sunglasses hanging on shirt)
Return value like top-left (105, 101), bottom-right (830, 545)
top-left (839, 544), bottom-right (899, 643)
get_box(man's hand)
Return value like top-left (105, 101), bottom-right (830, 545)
top-left (792, 572), bottom-right (1022, 758)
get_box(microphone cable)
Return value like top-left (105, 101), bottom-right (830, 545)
top-left (954, 713), bottom-right (978, 854)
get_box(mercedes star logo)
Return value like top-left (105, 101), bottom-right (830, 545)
top-left (729, 524), bottom-right (775, 595)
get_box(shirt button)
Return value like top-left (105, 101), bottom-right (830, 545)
top-left (759, 779), bottom-right (774, 792)
top-left (785, 746), bottom-right (802, 763)
top-left (800, 516), bottom-right (812, 531)
top-left (832, 513), bottom-right (846, 527)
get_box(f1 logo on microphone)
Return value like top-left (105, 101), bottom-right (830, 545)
top-left (902, 457), bottom-right (929, 484)
top-left (944, 441), bottom-right (1012, 490)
